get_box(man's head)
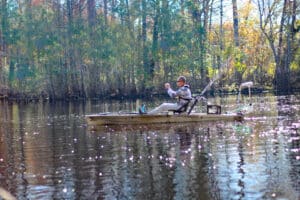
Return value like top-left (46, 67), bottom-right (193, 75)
top-left (176, 76), bottom-right (186, 87)
top-left (177, 76), bottom-right (186, 82)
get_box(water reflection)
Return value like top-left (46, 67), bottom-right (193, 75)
top-left (0, 94), bottom-right (299, 200)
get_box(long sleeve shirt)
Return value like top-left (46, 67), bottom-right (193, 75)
top-left (167, 84), bottom-right (192, 105)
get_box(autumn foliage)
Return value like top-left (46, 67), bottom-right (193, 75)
top-left (0, 0), bottom-right (299, 100)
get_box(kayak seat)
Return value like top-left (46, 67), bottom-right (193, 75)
top-left (170, 99), bottom-right (192, 114)
top-left (170, 95), bottom-right (206, 115)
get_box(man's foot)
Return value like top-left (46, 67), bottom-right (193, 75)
top-left (138, 104), bottom-right (147, 114)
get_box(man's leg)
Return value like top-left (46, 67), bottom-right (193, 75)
top-left (148, 103), bottom-right (179, 114)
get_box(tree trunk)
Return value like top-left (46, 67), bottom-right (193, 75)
top-left (141, 0), bottom-right (149, 89)
top-left (258, 0), bottom-right (297, 94)
top-left (219, 0), bottom-right (224, 53)
top-left (190, 0), bottom-right (209, 88)
top-left (86, 0), bottom-right (97, 98)
top-left (87, 0), bottom-right (96, 27)
top-left (66, 0), bottom-right (80, 99)
top-left (274, 0), bottom-right (290, 94)
top-left (232, 0), bottom-right (239, 46)
top-left (0, 0), bottom-right (8, 85)
top-left (232, 0), bottom-right (243, 84)
top-left (103, 0), bottom-right (108, 26)
top-left (218, 0), bottom-right (224, 87)
top-left (152, 0), bottom-right (159, 62)
top-left (125, 0), bottom-right (137, 95)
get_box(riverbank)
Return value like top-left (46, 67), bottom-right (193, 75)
top-left (0, 86), bottom-right (299, 103)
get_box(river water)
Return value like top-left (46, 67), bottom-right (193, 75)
top-left (0, 94), bottom-right (299, 200)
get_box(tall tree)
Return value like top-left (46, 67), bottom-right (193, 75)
top-left (257, 0), bottom-right (299, 94)
top-left (87, 0), bottom-right (96, 27)
top-left (66, 0), bottom-right (84, 98)
top-left (232, 0), bottom-right (239, 46)
top-left (187, 0), bottom-right (211, 87)
top-left (0, 0), bottom-right (299, 99)
top-left (141, 0), bottom-right (150, 88)
top-left (218, 0), bottom-right (225, 85)
top-left (86, 0), bottom-right (97, 98)
top-left (0, 0), bottom-right (8, 85)
top-left (151, 0), bottom-right (160, 63)
top-left (103, 0), bottom-right (108, 26)
top-left (161, 0), bottom-right (172, 80)
top-left (232, 0), bottom-right (244, 84)
top-left (219, 0), bottom-right (224, 52)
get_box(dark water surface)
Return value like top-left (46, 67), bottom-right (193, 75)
top-left (0, 94), bottom-right (299, 200)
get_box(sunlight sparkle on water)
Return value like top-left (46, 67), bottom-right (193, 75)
top-left (290, 148), bottom-right (300, 153)
top-left (1, 95), bottom-right (299, 199)
top-left (129, 156), bottom-right (134, 161)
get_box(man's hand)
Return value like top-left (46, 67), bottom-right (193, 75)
top-left (164, 83), bottom-right (170, 89)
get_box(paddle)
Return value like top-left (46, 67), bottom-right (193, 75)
top-left (187, 57), bottom-right (231, 115)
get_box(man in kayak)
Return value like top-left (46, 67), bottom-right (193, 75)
top-left (139, 76), bottom-right (192, 114)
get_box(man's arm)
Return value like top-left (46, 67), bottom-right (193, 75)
top-left (164, 83), bottom-right (178, 98)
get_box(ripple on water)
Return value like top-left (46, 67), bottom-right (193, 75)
top-left (0, 96), bottom-right (300, 199)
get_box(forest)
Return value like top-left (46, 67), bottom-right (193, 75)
top-left (0, 0), bottom-right (299, 101)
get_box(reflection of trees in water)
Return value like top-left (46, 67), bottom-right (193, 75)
top-left (194, 126), bottom-right (222, 200)
top-left (173, 126), bottom-right (212, 200)
top-left (0, 101), bottom-right (17, 197)
top-left (0, 101), bottom-right (95, 199)
top-left (1, 96), bottom-right (300, 199)
top-left (204, 122), bottom-right (248, 200)
top-left (277, 95), bottom-right (299, 119)
top-left (94, 117), bottom-right (299, 199)
top-left (91, 124), bottom-right (219, 199)
top-left (288, 127), bottom-right (300, 195)
top-left (277, 95), bottom-right (300, 197)
top-left (0, 102), bottom-right (31, 198)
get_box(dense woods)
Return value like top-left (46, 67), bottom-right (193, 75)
top-left (0, 0), bottom-right (299, 101)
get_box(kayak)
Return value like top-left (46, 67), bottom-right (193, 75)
top-left (85, 80), bottom-right (253, 128)
top-left (86, 112), bottom-right (243, 126)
